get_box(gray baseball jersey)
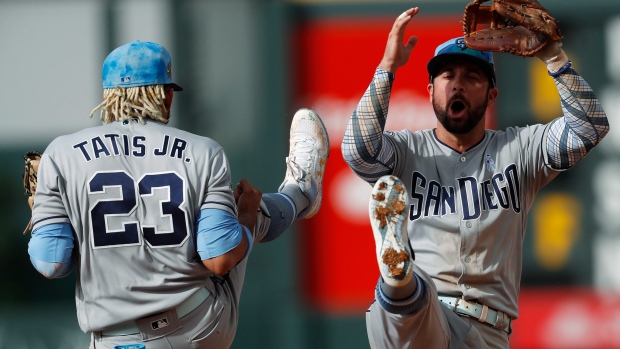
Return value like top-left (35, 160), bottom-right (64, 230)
top-left (32, 118), bottom-right (235, 332)
top-left (387, 125), bottom-right (557, 319)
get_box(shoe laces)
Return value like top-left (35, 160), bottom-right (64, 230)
top-left (287, 134), bottom-right (316, 181)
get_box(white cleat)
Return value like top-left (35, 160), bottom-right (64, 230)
top-left (278, 108), bottom-right (329, 219)
top-left (369, 175), bottom-right (413, 287)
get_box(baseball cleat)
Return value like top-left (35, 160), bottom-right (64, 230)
top-left (278, 108), bottom-right (330, 219)
top-left (370, 175), bottom-right (413, 287)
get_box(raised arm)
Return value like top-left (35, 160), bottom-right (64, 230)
top-left (341, 8), bottom-right (419, 184)
top-left (537, 43), bottom-right (610, 169)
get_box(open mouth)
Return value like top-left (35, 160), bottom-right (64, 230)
top-left (450, 100), bottom-right (466, 113)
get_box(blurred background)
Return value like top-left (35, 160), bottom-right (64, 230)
top-left (1, 0), bottom-right (620, 348)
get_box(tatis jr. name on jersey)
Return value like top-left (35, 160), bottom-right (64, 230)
top-left (408, 164), bottom-right (521, 221)
top-left (72, 134), bottom-right (190, 162)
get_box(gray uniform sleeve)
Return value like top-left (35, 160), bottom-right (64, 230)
top-left (31, 152), bottom-right (71, 229)
top-left (341, 68), bottom-right (400, 184)
top-left (200, 147), bottom-right (237, 216)
top-left (545, 67), bottom-right (609, 170)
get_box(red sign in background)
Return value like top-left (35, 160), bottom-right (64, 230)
top-left (511, 289), bottom-right (620, 349)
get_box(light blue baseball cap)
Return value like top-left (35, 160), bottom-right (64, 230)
top-left (102, 41), bottom-right (183, 91)
top-left (427, 37), bottom-right (495, 87)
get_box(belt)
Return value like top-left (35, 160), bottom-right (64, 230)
top-left (101, 287), bottom-right (210, 336)
top-left (438, 296), bottom-right (512, 334)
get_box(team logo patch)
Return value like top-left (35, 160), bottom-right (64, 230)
top-left (121, 76), bottom-right (131, 83)
top-left (485, 154), bottom-right (497, 171)
top-left (151, 317), bottom-right (169, 330)
top-left (167, 63), bottom-right (172, 78)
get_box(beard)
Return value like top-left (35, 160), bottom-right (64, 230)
top-left (433, 92), bottom-right (488, 134)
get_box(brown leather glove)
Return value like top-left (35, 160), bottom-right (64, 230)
top-left (23, 151), bottom-right (42, 234)
top-left (463, 0), bottom-right (563, 57)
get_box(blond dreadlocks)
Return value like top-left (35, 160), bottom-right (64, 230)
top-left (90, 84), bottom-right (169, 124)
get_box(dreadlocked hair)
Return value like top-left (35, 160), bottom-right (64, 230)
top-left (90, 84), bottom-right (169, 124)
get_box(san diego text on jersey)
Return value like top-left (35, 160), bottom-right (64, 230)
top-left (408, 163), bottom-right (521, 221)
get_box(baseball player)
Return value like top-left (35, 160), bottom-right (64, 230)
top-left (341, 6), bottom-right (609, 349)
top-left (26, 41), bottom-right (329, 349)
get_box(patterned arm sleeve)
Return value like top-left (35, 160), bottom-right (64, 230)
top-left (341, 68), bottom-right (399, 183)
top-left (546, 67), bottom-right (610, 169)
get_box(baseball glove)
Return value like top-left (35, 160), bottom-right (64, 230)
top-left (463, 0), bottom-right (563, 57)
top-left (23, 151), bottom-right (42, 234)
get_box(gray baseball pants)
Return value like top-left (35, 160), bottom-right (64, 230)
top-left (366, 265), bottom-right (510, 349)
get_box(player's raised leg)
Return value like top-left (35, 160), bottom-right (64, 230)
top-left (367, 175), bottom-right (441, 348)
top-left (278, 108), bottom-right (329, 219)
top-left (369, 175), bottom-right (423, 313)
top-left (252, 108), bottom-right (329, 244)
top-left (366, 175), bottom-right (489, 349)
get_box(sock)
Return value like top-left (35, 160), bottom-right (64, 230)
top-left (257, 193), bottom-right (296, 243)
top-left (380, 272), bottom-right (418, 300)
top-left (279, 184), bottom-right (310, 217)
top-left (376, 273), bottom-right (426, 315)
